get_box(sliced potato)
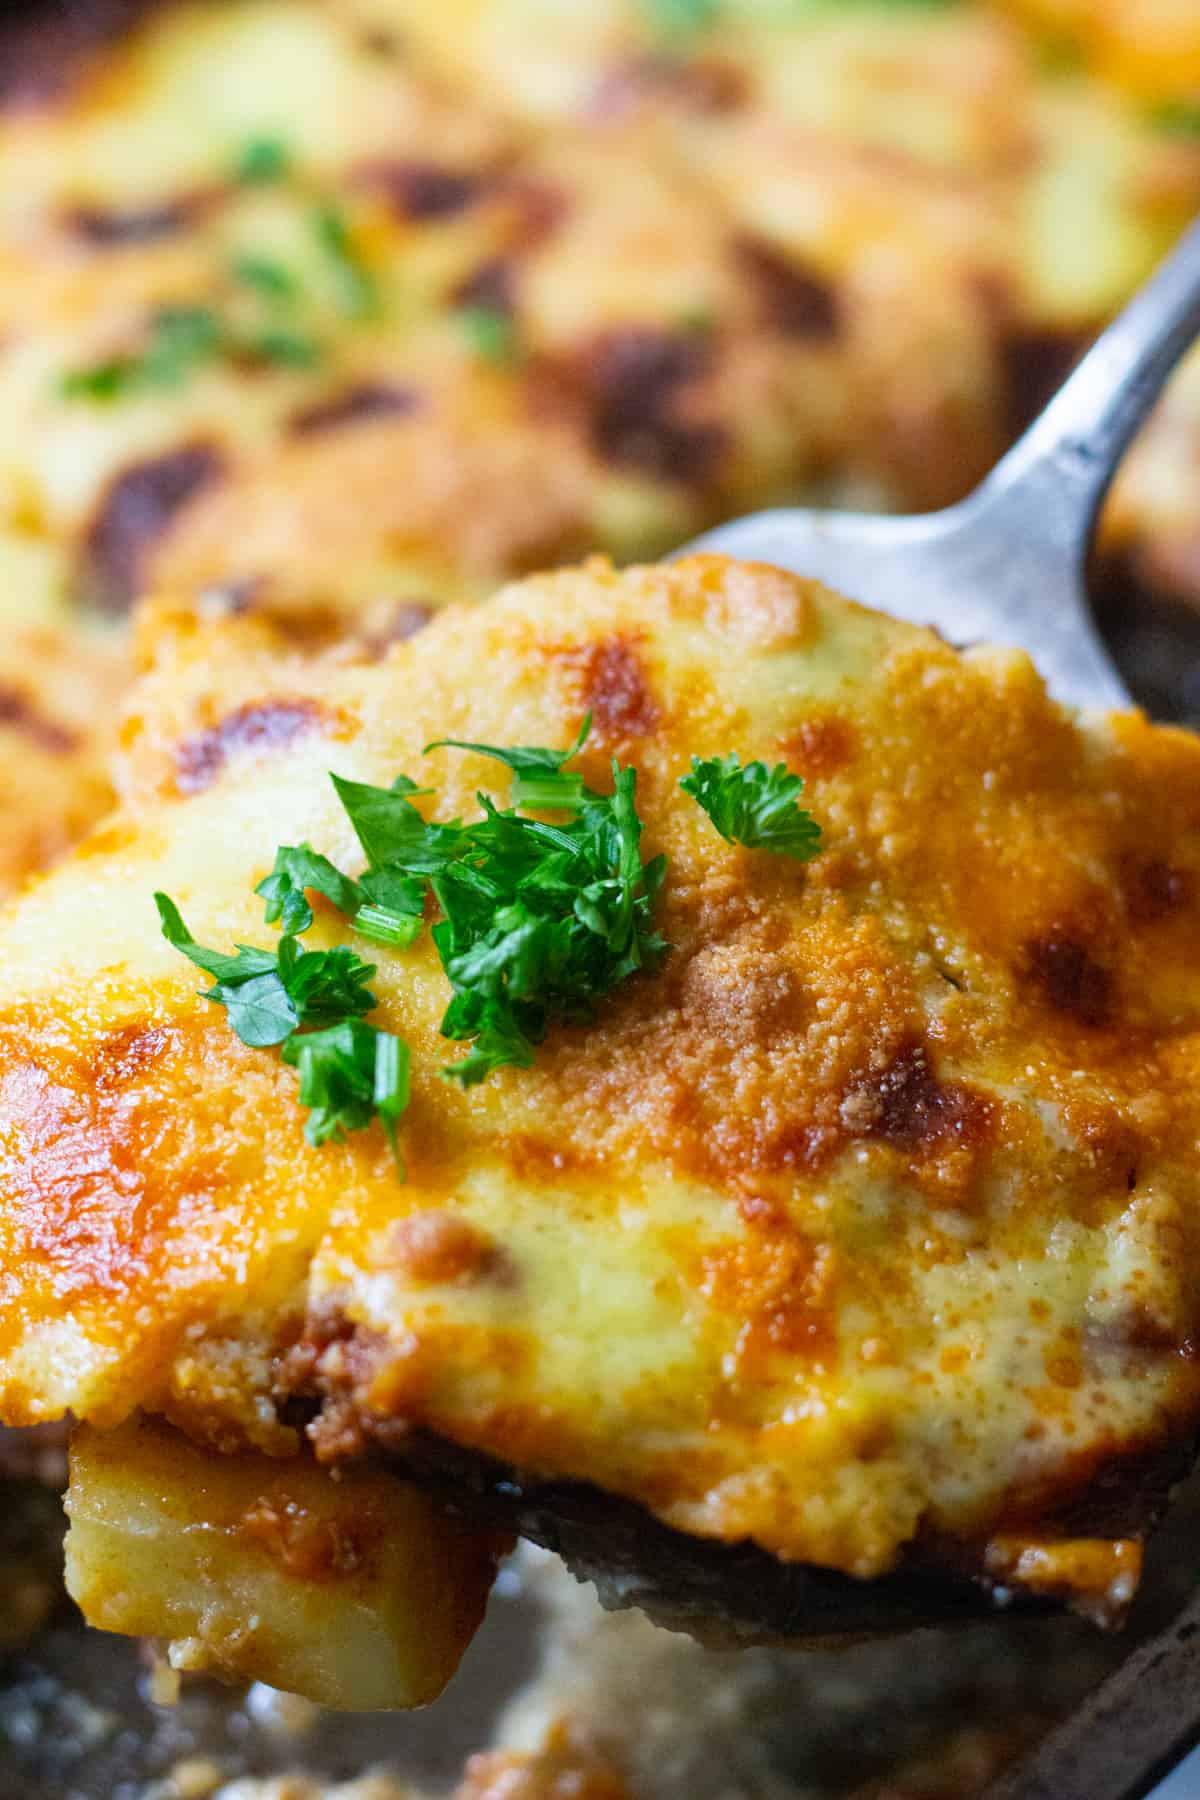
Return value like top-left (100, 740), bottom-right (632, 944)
top-left (65, 1415), bottom-right (507, 1710)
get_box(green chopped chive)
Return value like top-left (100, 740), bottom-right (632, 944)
top-left (372, 1028), bottom-right (411, 1167)
top-left (353, 903), bottom-right (424, 948)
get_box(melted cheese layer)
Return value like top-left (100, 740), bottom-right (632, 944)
top-left (1, 555), bottom-right (1198, 1595)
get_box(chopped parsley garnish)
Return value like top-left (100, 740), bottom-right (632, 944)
top-left (680, 753), bottom-right (822, 861)
top-left (312, 204), bottom-right (380, 320)
top-left (256, 843), bottom-right (363, 936)
top-left (61, 305), bottom-right (223, 401)
top-left (282, 1018), bottom-right (410, 1162)
top-left (242, 327), bottom-right (324, 369)
top-left (155, 891), bottom-right (408, 1159)
top-left (60, 178), bottom-right (387, 402)
top-left (330, 715), bottom-right (668, 1085)
top-left (461, 305), bottom-right (519, 366)
top-left (230, 252), bottom-right (301, 303)
top-left (60, 295), bottom-right (320, 401)
top-left (156, 892), bottom-right (377, 1042)
top-left (256, 841), bottom-right (423, 946)
top-left (155, 724), bottom-right (826, 1153)
top-left (641, 0), bottom-right (720, 36)
top-left (234, 136), bottom-right (293, 185)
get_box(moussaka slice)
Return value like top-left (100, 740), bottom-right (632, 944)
top-left (1, 554), bottom-right (1199, 1692)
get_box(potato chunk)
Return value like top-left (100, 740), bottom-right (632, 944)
top-left (65, 1416), bottom-right (507, 1710)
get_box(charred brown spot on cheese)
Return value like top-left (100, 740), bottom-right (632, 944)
top-left (0, 0), bottom-right (160, 110)
top-left (91, 1023), bottom-right (177, 1089)
top-left (494, 175), bottom-right (569, 251)
top-left (577, 329), bottom-right (726, 485)
top-left (840, 1040), bottom-right (995, 1154)
top-left (1000, 326), bottom-right (1090, 440)
top-left (569, 636), bottom-right (660, 743)
top-left (736, 237), bottom-right (839, 341)
top-left (64, 197), bottom-right (199, 246)
top-left (240, 1492), bottom-right (376, 1582)
top-left (81, 443), bottom-right (225, 616)
top-left (196, 575), bottom-right (264, 619)
top-left (385, 1213), bottom-right (497, 1286)
top-left (1061, 1100), bottom-right (1144, 1194)
top-left (697, 1233), bottom-right (836, 1370)
top-left (1121, 856), bottom-right (1193, 923)
top-left (357, 159), bottom-right (482, 221)
top-left (782, 715), bottom-right (857, 778)
top-left (1026, 931), bottom-right (1113, 1028)
top-left (175, 698), bottom-right (325, 795)
top-left (0, 1012), bottom-right (247, 1313)
top-left (288, 382), bottom-right (420, 438)
top-left (364, 599), bottom-right (435, 657)
top-left (1086, 1306), bottom-right (1192, 1367)
top-left (0, 686), bottom-right (76, 756)
top-left (359, 25), bottom-right (402, 59)
top-left (677, 936), bottom-right (801, 1041)
top-left (452, 258), bottom-right (515, 317)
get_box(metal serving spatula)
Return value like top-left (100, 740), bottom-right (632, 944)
top-left (687, 217), bottom-right (1200, 713)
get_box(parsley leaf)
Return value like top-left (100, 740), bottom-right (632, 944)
top-left (680, 753), bottom-right (822, 861)
top-left (234, 136), bottom-right (292, 185)
top-left (312, 204), bottom-right (380, 320)
top-left (156, 714), bottom-right (667, 1130)
top-left (156, 891), bottom-right (407, 1159)
top-left (140, 305), bottom-right (225, 382)
top-left (335, 718), bottom-right (668, 1085)
top-left (61, 305), bottom-right (224, 403)
top-left (157, 894), bottom-right (378, 1040)
top-left (331, 772), bottom-right (458, 875)
top-left (243, 327), bottom-right (325, 369)
top-left (460, 305), bottom-right (520, 366)
top-left (156, 892), bottom-right (279, 986)
top-left (426, 713), bottom-right (591, 811)
top-left (271, 934), bottom-right (379, 1027)
top-left (281, 1019), bottom-right (409, 1161)
top-left (256, 843), bottom-right (364, 936)
top-left (230, 252), bottom-right (300, 303)
top-left (219, 971), bottom-right (303, 1046)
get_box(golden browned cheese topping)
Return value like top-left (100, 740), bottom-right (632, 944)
top-left (0, 556), bottom-right (1198, 1604)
